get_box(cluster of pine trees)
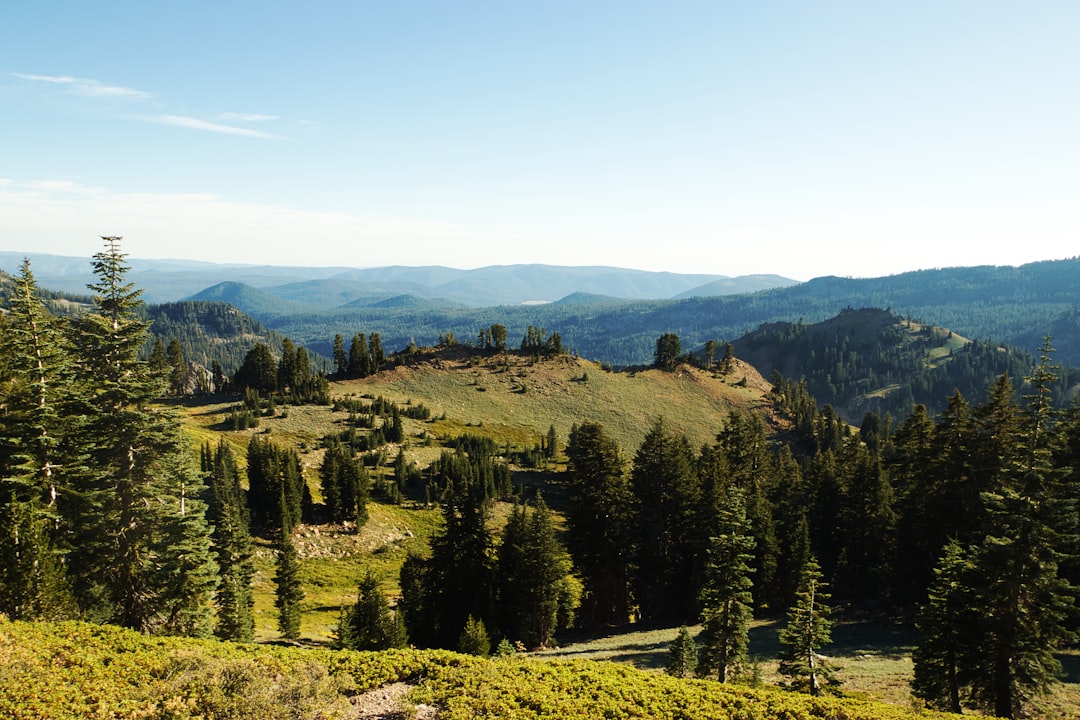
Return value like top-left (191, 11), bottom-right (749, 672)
top-left (553, 344), bottom-right (1078, 717)
top-left (233, 338), bottom-right (329, 404)
top-left (398, 437), bottom-right (577, 654)
top-left (0, 240), bottom-right (219, 635)
top-left (330, 331), bottom-right (386, 379)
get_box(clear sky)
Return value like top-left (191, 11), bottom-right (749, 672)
top-left (2, 1), bottom-right (1078, 281)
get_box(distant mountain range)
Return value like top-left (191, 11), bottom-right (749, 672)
top-left (0, 252), bottom-right (797, 306)
top-left (8, 251), bottom-right (1080, 376)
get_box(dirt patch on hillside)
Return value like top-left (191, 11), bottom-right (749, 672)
top-left (351, 682), bottom-right (438, 719)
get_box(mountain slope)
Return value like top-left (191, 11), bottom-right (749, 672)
top-left (731, 308), bottom-right (1080, 422)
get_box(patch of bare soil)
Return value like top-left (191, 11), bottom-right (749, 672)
top-left (351, 682), bottom-right (438, 719)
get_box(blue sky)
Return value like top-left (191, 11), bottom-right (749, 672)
top-left (2, 1), bottom-right (1078, 281)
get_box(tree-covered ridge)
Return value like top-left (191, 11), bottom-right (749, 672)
top-left (192, 257), bottom-right (1080, 371)
top-left (734, 308), bottom-right (1080, 423)
top-left (144, 300), bottom-right (305, 376)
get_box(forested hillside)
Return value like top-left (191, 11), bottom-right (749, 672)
top-left (220, 258), bottom-right (1080, 372)
top-left (733, 308), bottom-right (1080, 423)
top-left (3, 242), bottom-right (1080, 718)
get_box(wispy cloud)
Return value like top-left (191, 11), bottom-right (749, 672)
top-left (13, 72), bottom-right (284, 139)
top-left (218, 112), bottom-right (279, 122)
top-left (13, 72), bottom-right (152, 100)
top-left (149, 115), bottom-right (283, 140)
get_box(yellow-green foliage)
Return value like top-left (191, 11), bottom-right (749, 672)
top-left (0, 619), bottom-right (965, 720)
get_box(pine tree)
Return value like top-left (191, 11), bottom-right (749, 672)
top-left (564, 421), bottom-right (635, 627)
top-left (835, 442), bottom-right (895, 605)
top-left (709, 411), bottom-right (780, 608)
top-left (912, 539), bottom-right (977, 714)
top-left (320, 437), bottom-right (369, 525)
top-left (497, 496), bottom-right (577, 649)
top-left (368, 333), bottom-right (385, 372)
top-left (67, 238), bottom-right (217, 634)
top-left (405, 445), bottom-right (498, 649)
top-left (666, 626), bottom-right (698, 678)
top-left (166, 338), bottom-right (185, 395)
top-left (965, 347), bottom-right (1076, 718)
top-left (778, 556), bottom-right (838, 695)
top-left (348, 333), bottom-right (369, 377)
top-left (630, 417), bottom-right (700, 623)
top-left (457, 614), bottom-right (491, 656)
top-left (545, 424), bottom-right (558, 460)
top-left (202, 440), bottom-right (255, 642)
top-left (0, 260), bottom-right (77, 619)
top-left (697, 486), bottom-right (755, 683)
top-left (654, 333), bottom-right (681, 370)
top-left (332, 333), bottom-right (347, 376)
top-left (336, 572), bottom-right (407, 650)
top-left (274, 492), bottom-right (304, 640)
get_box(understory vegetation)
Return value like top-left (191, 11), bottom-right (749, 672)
top-left (0, 619), bottom-right (966, 720)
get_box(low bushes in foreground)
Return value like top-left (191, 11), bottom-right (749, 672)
top-left (0, 619), bottom-right (963, 720)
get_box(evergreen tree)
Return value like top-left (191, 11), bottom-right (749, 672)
top-left (912, 539), bottom-right (977, 714)
top-left (0, 260), bottom-right (77, 619)
top-left (368, 332), bottom-right (385, 372)
top-left (0, 494), bottom-right (73, 620)
top-left (458, 614), bottom-right (491, 657)
top-left (246, 436), bottom-right (305, 533)
top-left (564, 421), bottom-right (635, 626)
top-left (318, 438), bottom-right (368, 527)
top-left (332, 333), bottom-right (347, 375)
top-left (497, 496), bottom-right (577, 649)
top-left (336, 572), bottom-right (407, 650)
top-left (835, 442), bottom-right (895, 605)
top-left (233, 343), bottom-right (278, 395)
top-left (166, 338), bottom-right (185, 395)
top-left (402, 446), bottom-right (498, 649)
top-left (274, 493), bottom-right (304, 640)
top-left (67, 237), bottom-right (217, 634)
top-left (201, 440), bottom-right (255, 642)
top-left (630, 417), bottom-right (700, 623)
top-left (666, 626), bottom-right (699, 678)
top-left (654, 333), bottom-right (681, 370)
top-left (719, 343), bottom-right (736, 375)
top-left (348, 333), bottom-right (369, 377)
top-left (710, 411), bottom-right (780, 608)
top-left (778, 556), bottom-right (837, 695)
top-left (965, 350), bottom-right (1076, 718)
top-left (398, 551), bottom-right (435, 648)
top-left (697, 486), bottom-right (755, 683)
top-left (545, 424), bottom-right (558, 459)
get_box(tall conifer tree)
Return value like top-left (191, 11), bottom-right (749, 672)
top-left (0, 260), bottom-right (77, 619)
top-left (564, 421), bottom-right (635, 627)
top-left (202, 440), bottom-right (255, 642)
top-left (778, 556), bottom-right (837, 695)
top-left (67, 237), bottom-right (217, 634)
top-left (630, 417), bottom-right (700, 623)
top-left (697, 486), bottom-right (755, 683)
